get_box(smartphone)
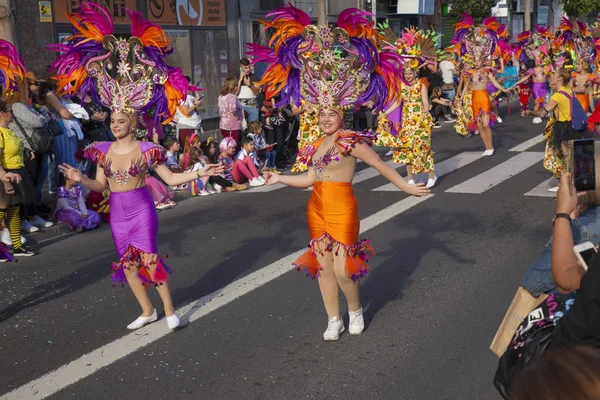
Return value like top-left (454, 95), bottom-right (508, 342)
top-left (571, 139), bottom-right (596, 191)
top-left (574, 241), bottom-right (597, 271)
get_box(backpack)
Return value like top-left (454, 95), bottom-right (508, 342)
top-left (558, 90), bottom-right (588, 132)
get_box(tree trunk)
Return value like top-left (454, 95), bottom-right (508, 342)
top-left (317, 0), bottom-right (327, 25)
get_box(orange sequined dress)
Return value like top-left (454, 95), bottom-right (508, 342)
top-left (293, 130), bottom-right (375, 280)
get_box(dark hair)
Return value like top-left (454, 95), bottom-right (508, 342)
top-left (163, 137), bottom-right (177, 150)
top-left (0, 99), bottom-right (8, 113)
top-left (240, 58), bottom-right (251, 66)
top-left (201, 139), bottom-right (218, 163)
top-left (241, 137), bottom-right (253, 147)
top-left (526, 59), bottom-right (535, 70)
top-left (248, 120), bottom-right (262, 133)
top-left (511, 346), bottom-right (600, 400)
top-left (557, 68), bottom-right (572, 86)
top-left (188, 147), bottom-right (204, 166)
top-left (431, 87), bottom-right (442, 97)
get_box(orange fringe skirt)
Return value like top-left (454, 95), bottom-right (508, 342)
top-left (470, 89), bottom-right (497, 130)
top-left (293, 181), bottom-right (374, 280)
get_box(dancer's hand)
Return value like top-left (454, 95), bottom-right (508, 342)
top-left (263, 171), bottom-right (280, 185)
top-left (59, 163), bottom-right (84, 183)
top-left (1, 172), bottom-right (21, 184)
top-left (405, 182), bottom-right (430, 197)
top-left (199, 163), bottom-right (225, 177)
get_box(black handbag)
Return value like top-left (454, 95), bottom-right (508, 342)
top-left (47, 119), bottom-right (64, 137)
top-left (12, 115), bottom-right (54, 154)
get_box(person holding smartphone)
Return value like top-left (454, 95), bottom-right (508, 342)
top-left (237, 58), bottom-right (261, 122)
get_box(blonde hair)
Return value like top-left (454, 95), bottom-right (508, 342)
top-left (220, 77), bottom-right (237, 96)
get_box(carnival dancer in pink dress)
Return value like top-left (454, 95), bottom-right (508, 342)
top-left (52, 2), bottom-right (223, 330)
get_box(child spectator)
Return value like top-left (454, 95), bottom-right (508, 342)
top-left (247, 121), bottom-right (278, 174)
top-left (180, 133), bottom-right (200, 170)
top-left (56, 175), bottom-right (101, 232)
top-left (219, 137), bottom-right (264, 187)
top-left (201, 138), bottom-right (240, 192)
top-left (163, 137), bottom-right (180, 171)
top-left (185, 147), bottom-right (215, 196)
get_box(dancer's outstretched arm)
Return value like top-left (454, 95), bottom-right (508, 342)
top-left (351, 143), bottom-right (430, 197)
top-left (264, 168), bottom-right (315, 188)
top-left (153, 164), bottom-right (224, 187)
top-left (59, 163), bottom-right (107, 193)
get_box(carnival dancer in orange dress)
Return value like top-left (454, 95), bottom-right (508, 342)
top-left (52, 3), bottom-right (223, 330)
top-left (451, 15), bottom-right (510, 156)
top-left (251, 5), bottom-right (430, 341)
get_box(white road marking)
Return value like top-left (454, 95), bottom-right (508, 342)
top-left (445, 152), bottom-right (544, 194)
top-left (372, 152), bottom-right (484, 191)
top-left (2, 194), bottom-right (433, 400)
top-left (509, 135), bottom-right (545, 152)
top-left (241, 183), bottom-right (286, 193)
top-left (524, 177), bottom-right (558, 198)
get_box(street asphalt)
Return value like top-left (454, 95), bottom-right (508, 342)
top-left (0, 100), bottom-right (557, 400)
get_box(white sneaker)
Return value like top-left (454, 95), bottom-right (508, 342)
top-left (323, 316), bottom-right (345, 341)
top-left (21, 220), bottom-right (39, 233)
top-left (197, 189), bottom-right (211, 196)
top-left (127, 309), bottom-right (158, 330)
top-left (532, 117), bottom-right (543, 124)
top-left (258, 176), bottom-right (266, 184)
top-left (0, 228), bottom-right (11, 246)
top-left (547, 186), bottom-right (559, 192)
top-left (426, 176), bottom-right (438, 188)
top-left (249, 178), bottom-right (263, 187)
top-left (30, 216), bottom-right (53, 228)
top-left (482, 149), bottom-right (495, 156)
top-left (213, 184), bottom-right (223, 193)
top-left (166, 313), bottom-right (180, 329)
top-left (407, 179), bottom-right (415, 185)
top-left (385, 150), bottom-right (393, 156)
top-left (496, 117), bottom-right (503, 123)
top-left (348, 308), bottom-right (365, 335)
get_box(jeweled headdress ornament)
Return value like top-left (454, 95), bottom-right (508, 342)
top-left (553, 18), bottom-right (597, 67)
top-left (49, 1), bottom-right (188, 123)
top-left (449, 15), bottom-right (511, 62)
top-left (247, 5), bottom-right (401, 115)
top-left (378, 22), bottom-right (442, 71)
top-left (514, 26), bottom-right (554, 66)
top-left (0, 40), bottom-right (26, 97)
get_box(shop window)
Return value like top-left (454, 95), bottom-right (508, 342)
top-left (192, 30), bottom-right (229, 120)
top-left (260, 0), bottom-right (283, 11)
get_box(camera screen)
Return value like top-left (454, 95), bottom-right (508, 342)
top-left (573, 139), bottom-right (596, 192)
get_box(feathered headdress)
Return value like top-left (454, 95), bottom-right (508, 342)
top-left (0, 40), bottom-right (26, 97)
top-left (450, 14), bottom-right (510, 62)
top-left (378, 22), bottom-right (442, 70)
top-left (553, 17), bottom-right (597, 67)
top-left (514, 26), bottom-right (553, 65)
top-left (247, 5), bottom-right (401, 115)
top-left (48, 1), bottom-right (188, 124)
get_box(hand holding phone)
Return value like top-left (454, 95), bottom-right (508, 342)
top-left (574, 241), bottom-right (597, 271)
top-left (571, 139), bottom-right (596, 192)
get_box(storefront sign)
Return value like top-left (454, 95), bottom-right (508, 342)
top-left (54, 0), bottom-right (136, 24)
top-left (39, 1), bottom-right (52, 22)
top-left (149, 0), bottom-right (226, 27)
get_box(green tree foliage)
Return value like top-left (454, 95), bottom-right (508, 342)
top-left (448, 0), bottom-right (499, 24)
top-left (559, 0), bottom-right (600, 18)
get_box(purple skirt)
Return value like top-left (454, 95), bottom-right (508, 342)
top-left (108, 187), bottom-right (172, 287)
top-left (56, 209), bottom-right (101, 230)
top-left (532, 82), bottom-right (547, 102)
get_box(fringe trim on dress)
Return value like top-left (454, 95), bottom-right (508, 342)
top-left (292, 233), bottom-right (375, 281)
top-left (111, 245), bottom-right (172, 287)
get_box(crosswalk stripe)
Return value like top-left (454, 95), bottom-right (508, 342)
top-left (524, 177), bottom-right (558, 197)
top-left (372, 152), bottom-right (485, 192)
top-left (509, 135), bottom-right (545, 152)
top-left (241, 182), bottom-right (285, 193)
top-left (445, 152), bottom-right (544, 194)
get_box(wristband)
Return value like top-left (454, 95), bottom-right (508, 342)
top-left (552, 213), bottom-right (572, 226)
